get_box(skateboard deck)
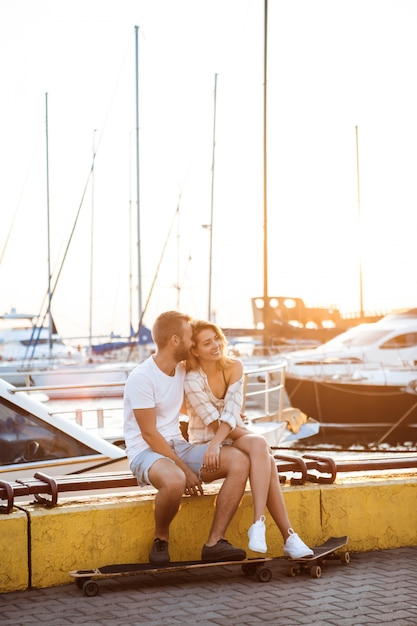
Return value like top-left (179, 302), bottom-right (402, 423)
top-left (70, 557), bottom-right (273, 595)
top-left (285, 535), bottom-right (349, 578)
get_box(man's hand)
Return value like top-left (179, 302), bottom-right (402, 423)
top-left (183, 467), bottom-right (204, 496)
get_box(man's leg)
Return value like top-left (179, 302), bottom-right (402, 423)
top-left (148, 458), bottom-right (186, 541)
top-left (147, 458), bottom-right (186, 564)
top-left (201, 446), bottom-right (249, 547)
top-left (146, 458), bottom-right (185, 563)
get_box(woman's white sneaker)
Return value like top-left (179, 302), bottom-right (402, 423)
top-left (283, 528), bottom-right (314, 559)
top-left (248, 515), bottom-right (267, 553)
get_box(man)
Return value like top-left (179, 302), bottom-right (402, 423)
top-left (123, 311), bottom-right (249, 564)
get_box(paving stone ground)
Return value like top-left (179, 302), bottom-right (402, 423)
top-left (1, 547), bottom-right (417, 626)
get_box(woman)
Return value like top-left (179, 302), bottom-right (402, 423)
top-left (184, 319), bottom-right (313, 558)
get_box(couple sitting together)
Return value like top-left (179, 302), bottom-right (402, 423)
top-left (123, 310), bottom-right (313, 564)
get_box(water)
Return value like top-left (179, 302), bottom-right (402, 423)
top-left (45, 396), bottom-right (417, 460)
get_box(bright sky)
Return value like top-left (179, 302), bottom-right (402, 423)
top-left (1, 0), bottom-right (417, 340)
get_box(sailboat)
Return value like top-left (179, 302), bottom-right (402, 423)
top-left (0, 48), bottom-right (155, 399)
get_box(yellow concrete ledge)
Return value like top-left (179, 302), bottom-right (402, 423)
top-left (0, 509), bottom-right (28, 592)
top-left (320, 479), bottom-right (417, 551)
top-left (1, 475), bottom-right (417, 592)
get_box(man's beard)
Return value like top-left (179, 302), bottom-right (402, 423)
top-left (173, 341), bottom-right (190, 362)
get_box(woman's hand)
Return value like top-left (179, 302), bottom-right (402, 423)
top-left (203, 441), bottom-right (221, 473)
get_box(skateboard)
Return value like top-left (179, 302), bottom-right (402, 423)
top-left (70, 557), bottom-right (273, 596)
top-left (285, 535), bottom-right (349, 579)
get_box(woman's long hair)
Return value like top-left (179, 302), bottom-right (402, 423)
top-left (185, 319), bottom-right (235, 372)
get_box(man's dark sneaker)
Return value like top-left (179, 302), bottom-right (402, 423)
top-left (201, 539), bottom-right (246, 562)
top-left (149, 538), bottom-right (170, 564)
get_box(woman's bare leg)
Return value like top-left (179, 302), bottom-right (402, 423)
top-left (232, 434), bottom-right (271, 522)
top-left (266, 456), bottom-right (313, 556)
top-left (233, 437), bottom-right (312, 556)
top-left (265, 456), bottom-right (292, 541)
top-left (232, 435), bottom-right (292, 539)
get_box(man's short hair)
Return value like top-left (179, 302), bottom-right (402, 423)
top-left (152, 311), bottom-right (192, 348)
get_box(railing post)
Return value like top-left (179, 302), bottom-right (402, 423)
top-left (97, 409), bottom-right (104, 428)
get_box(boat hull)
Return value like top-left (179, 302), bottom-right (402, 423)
top-left (21, 363), bottom-right (137, 399)
top-left (285, 375), bottom-right (417, 444)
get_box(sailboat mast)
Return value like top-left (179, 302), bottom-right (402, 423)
top-left (89, 129), bottom-right (98, 349)
top-left (45, 92), bottom-right (53, 354)
top-left (129, 131), bottom-right (134, 336)
top-left (355, 125), bottom-right (364, 319)
top-left (263, 0), bottom-right (269, 338)
top-left (176, 201), bottom-right (181, 309)
top-left (208, 73), bottom-right (218, 321)
top-left (135, 25), bottom-right (143, 330)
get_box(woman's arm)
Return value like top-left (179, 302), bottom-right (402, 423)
top-left (218, 361), bottom-right (245, 430)
top-left (186, 362), bottom-right (245, 470)
top-left (185, 363), bottom-right (245, 432)
top-left (202, 420), bottom-right (233, 472)
top-left (184, 373), bottom-right (221, 426)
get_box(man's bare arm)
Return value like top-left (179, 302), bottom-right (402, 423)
top-left (133, 408), bottom-right (203, 494)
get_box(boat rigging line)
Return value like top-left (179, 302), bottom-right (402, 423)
top-left (27, 30), bottom-right (137, 359)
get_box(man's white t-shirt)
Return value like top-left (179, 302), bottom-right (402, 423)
top-left (123, 356), bottom-right (185, 463)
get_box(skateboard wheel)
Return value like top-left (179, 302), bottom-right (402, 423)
top-left (285, 565), bottom-right (298, 577)
top-left (256, 567), bottom-right (272, 583)
top-left (340, 551), bottom-right (350, 564)
top-left (310, 565), bottom-right (321, 578)
top-left (76, 577), bottom-right (88, 590)
top-left (242, 563), bottom-right (257, 576)
top-left (83, 580), bottom-right (99, 597)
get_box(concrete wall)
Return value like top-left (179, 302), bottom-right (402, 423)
top-left (0, 509), bottom-right (28, 591)
top-left (1, 476), bottom-right (417, 593)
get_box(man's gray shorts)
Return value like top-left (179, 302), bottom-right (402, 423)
top-left (130, 438), bottom-right (209, 487)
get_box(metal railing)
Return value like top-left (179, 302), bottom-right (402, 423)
top-left (2, 355), bottom-right (417, 510)
top-left (243, 360), bottom-right (286, 417)
top-left (7, 360), bottom-right (289, 434)
top-left (2, 454), bottom-right (417, 512)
